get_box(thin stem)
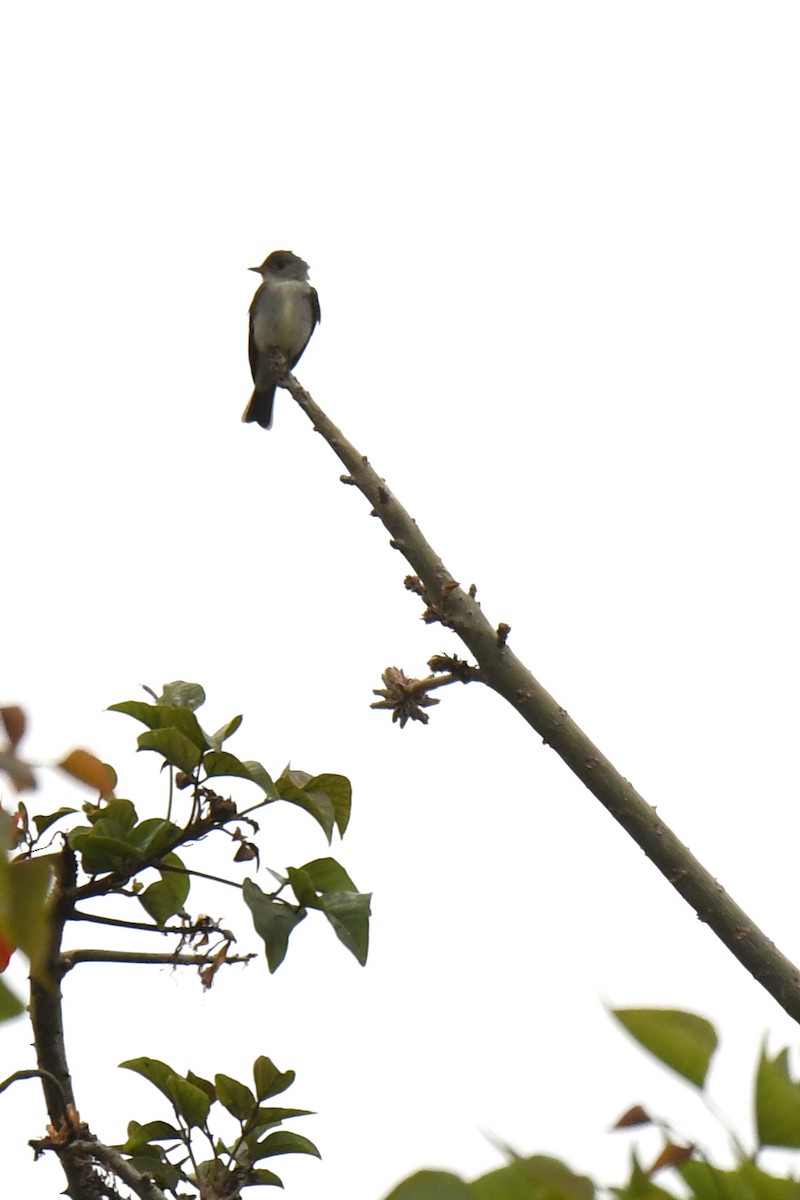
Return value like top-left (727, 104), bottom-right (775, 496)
top-left (68, 910), bottom-right (178, 933)
top-left (236, 797), bottom-right (273, 819)
top-left (0, 1068), bottom-right (69, 1108)
top-left (154, 860), bottom-right (243, 889)
top-left (167, 763), bottom-right (174, 823)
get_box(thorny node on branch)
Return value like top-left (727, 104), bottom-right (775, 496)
top-left (175, 777), bottom-right (237, 822)
top-left (403, 574), bottom-right (460, 627)
top-left (371, 667), bottom-right (441, 728)
top-left (29, 1104), bottom-right (88, 1156)
top-left (177, 911), bottom-right (236, 950)
top-left (428, 654), bottom-right (482, 683)
top-left (496, 622), bottom-right (511, 648)
top-left (371, 659), bottom-right (483, 728)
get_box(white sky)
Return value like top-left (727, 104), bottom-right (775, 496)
top-left (3, 3), bottom-right (800, 1198)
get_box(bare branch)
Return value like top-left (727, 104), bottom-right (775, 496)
top-left (281, 371), bottom-right (800, 1026)
top-left (61, 948), bottom-right (256, 971)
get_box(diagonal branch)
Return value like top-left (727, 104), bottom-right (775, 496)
top-left (281, 371), bottom-right (800, 1024)
top-left (68, 1139), bottom-right (168, 1200)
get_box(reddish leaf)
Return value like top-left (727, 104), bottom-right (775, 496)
top-left (612, 1105), bottom-right (652, 1129)
top-left (649, 1142), bottom-right (695, 1174)
top-left (1, 707), bottom-right (26, 748)
top-left (58, 749), bottom-right (116, 797)
top-left (0, 931), bottom-right (15, 973)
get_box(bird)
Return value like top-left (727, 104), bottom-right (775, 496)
top-left (242, 250), bottom-right (320, 429)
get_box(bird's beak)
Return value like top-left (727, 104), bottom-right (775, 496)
top-left (248, 266), bottom-right (261, 274)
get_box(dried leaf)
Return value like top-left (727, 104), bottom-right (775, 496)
top-left (58, 749), bottom-right (116, 797)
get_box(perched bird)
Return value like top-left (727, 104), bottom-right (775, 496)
top-left (242, 250), bottom-right (320, 429)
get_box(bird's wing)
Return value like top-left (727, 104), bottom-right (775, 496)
top-left (248, 285), bottom-right (265, 379)
top-left (288, 287), bottom-right (321, 369)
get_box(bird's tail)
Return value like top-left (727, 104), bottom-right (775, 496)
top-left (242, 386), bottom-right (275, 430)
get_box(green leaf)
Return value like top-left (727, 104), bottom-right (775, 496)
top-left (168, 1075), bottom-right (211, 1127)
top-left (69, 828), bottom-right (143, 874)
top-left (755, 1046), bottom-right (800, 1148)
top-left (611, 1149), bottom-right (676, 1200)
top-left (157, 681), bottom-right (206, 710)
top-left (207, 715), bottom-right (243, 750)
top-left (108, 700), bottom-right (160, 725)
top-left (215, 1073), bottom-right (256, 1121)
top-left (251, 1168), bottom-right (283, 1187)
top-left (305, 774), bottom-right (352, 837)
top-left (109, 702), bottom-right (209, 750)
top-left (120, 1056), bottom-right (181, 1100)
top-left (612, 1008), bottom-right (717, 1088)
top-left (0, 977), bottom-right (24, 1022)
top-left (250, 1130), bottom-right (320, 1160)
top-left (32, 808), bottom-right (77, 836)
top-left (0, 854), bottom-right (56, 979)
top-left (129, 818), bottom-right (182, 857)
top-left (186, 1070), bottom-right (216, 1101)
top-left (87, 797), bottom-right (137, 836)
top-left (250, 1106), bottom-right (313, 1130)
top-left (286, 867), bottom-right (322, 909)
top-left (736, 1162), bottom-right (800, 1200)
top-left (612, 1177), bottom-right (677, 1200)
top-left (243, 879), bottom-right (306, 973)
top-left (276, 770), bottom-right (335, 841)
top-left (252, 1057), bottom-right (296, 1102)
top-left (320, 890), bottom-right (371, 965)
top-left (138, 728), bottom-right (203, 774)
top-left (203, 750), bottom-right (260, 783)
top-left (381, 1170), bottom-right (474, 1200)
top-left (240, 761), bottom-right (278, 796)
top-left (472, 1155), bottom-right (595, 1200)
top-left (680, 1160), bottom-right (798, 1200)
top-left (119, 1120), bottom-right (182, 1152)
top-left (138, 853), bottom-right (190, 925)
top-left (302, 857), bottom-right (357, 894)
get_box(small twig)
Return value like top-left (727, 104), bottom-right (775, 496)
top-left (68, 910), bottom-right (180, 933)
top-left (69, 909), bottom-right (237, 941)
top-left (61, 948), bottom-right (256, 971)
top-left (371, 666), bottom-right (480, 727)
top-left (0, 1068), bottom-right (69, 1109)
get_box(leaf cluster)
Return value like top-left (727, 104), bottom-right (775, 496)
top-left (11, 681), bottom-right (370, 974)
top-left (0, 682), bottom-right (370, 1197)
top-left (382, 1008), bottom-right (800, 1200)
top-left (119, 1052), bottom-right (319, 1193)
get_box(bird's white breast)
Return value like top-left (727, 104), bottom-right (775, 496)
top-left (252, 281), bottom-right (314, 355)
